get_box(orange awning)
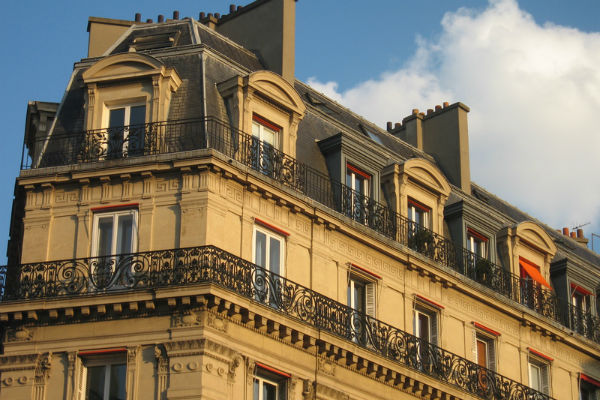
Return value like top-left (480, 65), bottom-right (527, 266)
top-left (520, 260), bottom-right (552, 289)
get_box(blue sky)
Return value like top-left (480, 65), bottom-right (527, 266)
top-left (1, 0), bottom-right (599, 262)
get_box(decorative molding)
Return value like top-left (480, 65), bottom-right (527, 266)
top-left (33, 352), bottom-right (52, 399)
top-left (317, 357), bottom-right (336, 376)
top-left (6, 327), bottom-right (33, 342)
top-left (302, 379), bottom-right (315, 400)
top-left (154, 345), bottom-right (168, 400)
top-left (228, 353), bottom-right (243, 382)
top-left (0, 354), bottom-right (38, 372)
top-left (127, 346), bottom-right (141, 400)
top-left (206, 313), bottom-right (228, 332)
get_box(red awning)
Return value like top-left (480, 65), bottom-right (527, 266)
top-left (520, 260), bottom-right (552, 289)
top-left (581, 373), bottom-right (600, 388)
top-left (570, 283), bottom-right (593, 296)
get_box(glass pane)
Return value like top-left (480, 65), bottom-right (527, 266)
top-left (355, 175), bottom-right (365, 195)
top-left (263, 381), bottom-right (277, 400)
top-left (346, 171), bottom-right (353, 188)
top-left (255, 231), bottom-right (267, 268)
top-left (109, 364), bottom-right (127, 400)
top-left (417, 313), bottom-right (429, 341)
top-left (97, 217), bottom-right (114, 257)
top-left (262, 125), bottom-right (277, 146)
top-left (253, 379), bottom-right (259, 400)
top-left (117, 215), bottom-right (133, 255)
top-left (529, 364), bottom-right (540, 391)
top-left (252, 121), bottom-right (260, 138)
top-left (269, 237), bottom-right (280, 275)
top-left (86, 366), bottom-right (106, 400)
top-left (129, 106), bottom-right (146, 126)
top-left (109, 108), bottom-right (125, 128)
top-left (354, 281), bottom-right (365, 313)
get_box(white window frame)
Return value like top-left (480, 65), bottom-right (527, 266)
top-left (407, 198), bottom-right (431, 229)
top-left (80, 354), bottom-right (127, 400)
top-left (253, 366), bottom-right (287, 400)
top-left (413, 304), bottom-right (438, 345)
top-left (252, 225), bottom-right (285, 277)
top-left (347, 274), bottom-right (376, 318)
top-left (91, 209), bottom-right (138, 258)
top-left (252, 115), bottom-right (280, 148)
top-left (528, 356), bottom-right (550, 395)
top-left (102, 101), bottom-right (147, 158)
top-left (467, 229), bottom-right (488, 258)
top-left (475, 332), bottom-right (496, 371)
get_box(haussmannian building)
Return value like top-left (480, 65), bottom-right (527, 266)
top-left (1, 1), bottom-right (599, 399)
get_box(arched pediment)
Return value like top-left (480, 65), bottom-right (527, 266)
top-left (246, 71), bottom-right (306, 116)
top-left (400, 158), bottom-right (451, 198)
top-left (83, 53), bottom-right (171, 83)
top-left (514, 221), bottom-right (557, 256)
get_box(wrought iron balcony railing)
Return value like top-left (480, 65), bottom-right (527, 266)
top-left (1, 245), bottom-right (553, 400)
top-left (20, 117), bottom-right (600, 344)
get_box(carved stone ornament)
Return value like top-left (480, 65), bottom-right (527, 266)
top-left (228, 353), bottom-right (243, 381)
top-left (302, 379), bottom-right (315, 400)
top-left (317, 357), bottom-right (336, 376)
top-left (7, 327), bottom-right (33, 342)
top-left (34, 352), bottom-right (52, 385)
top-left (171, 310), bottom-right (201, 328)
top-left (206, 313), bottom-right (228, 332)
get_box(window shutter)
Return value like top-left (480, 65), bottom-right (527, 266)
top-left (541, 364), bottom-right (550, 395)
top-left (365, 283), bottom-right (376, 318)
top-left (472, 330), bottom-right (478, 362)
top-left (488, 340), bottom-right (496, 371)
top-left (430, 312), bottom-right (438, 345)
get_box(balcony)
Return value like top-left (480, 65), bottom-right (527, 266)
top-left (19, 117), bottom-right (600, 345)
top-left (1, 245), bottom-right (552, 400)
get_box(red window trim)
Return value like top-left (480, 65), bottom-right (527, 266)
top-left (254, 218), bottom-right (290, 237)
top-left (408, 198), bottom-right (431, 212)
top-left (252, 114), bottom-right (281, 132)
top-left (350, 263), bottom-right (381, 280)
top-left (473, 322), bottom-right (501, 337)
top-left (255, 362), bottom-right (291, 378)
top-left (581, 373), bottom-right (600, 388)
top-left (91, 203), bottom-right (139, 213)
top-left (528, 347), bottom-right (553, 362)
top-left (346, 163), bottom-right (371, 180)
top-left (79, 347), bottom-right (127, 357)
top-left (570, 283), bottom-right (593, 297)
top-left (467, 228), bottom-right (488, 242)
top-left (416, 294), bottom-right (445, 309)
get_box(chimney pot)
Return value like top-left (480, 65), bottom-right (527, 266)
top-left (443, 101), bottom-right (449, 108)
top-left (158, 14), bottom-right (164, 22)
top-left (215, 13), bottom-right (221, 18)
top-left (237, 5), bottom-right (242, 11)
top-left (427, 109), bottom-right (434, 115)
top-left (435, 105), bottom-right (442, 111)
top-left (135, 13), bottom-right (141, 22)
top-left (577, 228), bottom-right (584, 238)
top-left (230, 4), bottom-right (236, 13)
top-left (208, 13), bottom-right (213, 18)
top-left (395, 122), bottom-right (401, 129)
top-left (418, 112), bottom-right (425, 117)
top-left (199, 12), bottom-right (206, 19)
top-left (412, 109), bottom-right (419, 115)
top-left (173, 10), bottom-right (180, 20)
top-left (386, 122), bottom-right (392, 132)
top-left (146, 18), bottom-right (153, 23)
top-left (571, 232), bottom-right (577, 238)
top-left (562, 227), bottom-right (569, 236)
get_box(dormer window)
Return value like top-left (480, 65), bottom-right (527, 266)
top-left (407, 198), bottom-right (430, 229)
top-left (106, 104), bottom-right (146, 158)
top-left (346, 164), bottom-right (370, 197)
top-left (571, 284), bottom-right (592, 313)
top-left (252, 115), bottom-right (280, 149)
top-left (345, 164), bottom-right (371, 222)
top-left (467, 228), bottom-right (488, 258)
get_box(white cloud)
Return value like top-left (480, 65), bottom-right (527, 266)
top-left (308, 0), bottom-right (600, 240)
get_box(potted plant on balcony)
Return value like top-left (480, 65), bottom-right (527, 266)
top-left (408, 227), bottom-right (435, 256)
top-left (475, 257), bottom-right (493, 286)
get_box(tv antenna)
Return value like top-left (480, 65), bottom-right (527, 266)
top-left (572, 222), bottom-right (590, 231)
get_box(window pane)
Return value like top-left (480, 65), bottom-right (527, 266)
top-left (263, 381), bottom-right (277, 400)
top-left (354, 282), bottom-right (365, 313)
top-left (252, 121), bottom-right (260, 138)
top-left (346, 171), bottom-right (353, 188)
top-left (117, 215), bottom-right (133, 255)
top-left (529, 363), bottom-right (540, 391)
top-left (109, 364), bottom-right (127, 400)
top-left (109, 108), bottom-right (125, 128)
top-left (477, 339), bottom-right (487, 367)
top-left (262, 125), bottom-right (277, 146)
top-left (129, 106), bottom-right (146, 126)
top-left (417, 313), bottom-right (429, 341)
top-left (97, 217), bottom-right (114, 257)
top-left (255, 231), bottom-right (267, 268)
top-left (253, 378), bottom-right (260, 399)
top-left (86, 366), bottom-right (106, 400)
top-left (269, 237), bottom-right (280, 275)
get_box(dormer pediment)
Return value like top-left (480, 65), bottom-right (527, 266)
top-left (400, 158), bottom-right (451, 198)
top-left (246, 71), bottom-right (305, 116)
top-left (514, 221), bottom-right (557, 257)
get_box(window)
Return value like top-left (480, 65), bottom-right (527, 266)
top-left (105, 104), bottom-right (146, 159)
top-left (253, 225), bottom-right (285, 305)
top-left (475, 331), bottom-right (496, 391)
top-left (91, 208), bottom-right (138, 289)
top-left (528, 356), bottom-right (550, 395)
top-left (80, 353), bottom-right (127, 400)
top-left (92, 209), bottom-right (138, 258)
top-left (413, 303), bottom-right (438, 367)
top-left (519, 258), bottom-right (552, 310)
top-left (407, 198), bottom-right (430, 228)
top-left (253, 364), bottom-right (288, 400)
top-left (467, 228), bottom-right (488, 258)
top-left (571, 283), bottom-right (592, 334)
top-left (251, 115), bottom-right (280, 175)
top-left (580, 374), bottom-right (600, 400)
top-left (345, 163), bottom-right (371, 222)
